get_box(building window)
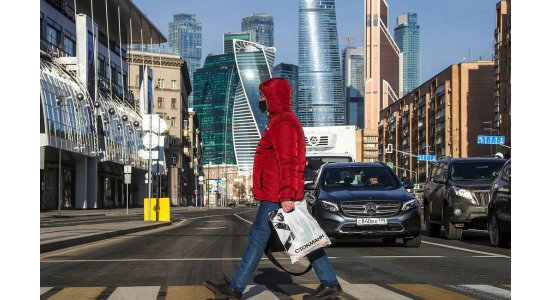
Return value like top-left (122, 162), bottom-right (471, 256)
top-left (171, 80), bottom-right (177, 90)
top-left (171, 117), bottom-right (177, 127)
top-left (63, 31), bottom-right (76, 56)
top-left (157, 78), bottom-right (164, 88)
top-left (171, 98), bottom-right (177, 109)
top-left (157, 97), bottom-right (164, 108)
top-left (46, 24), bottom-right (60, 47)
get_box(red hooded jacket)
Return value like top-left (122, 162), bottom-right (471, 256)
top-left (253, 77), bottom-right (306, 203)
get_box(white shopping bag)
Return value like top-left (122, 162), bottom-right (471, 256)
top-left (268, 201), bottom-right (331, 263)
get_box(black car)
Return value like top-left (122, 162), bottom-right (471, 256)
top-left (488, 159), bottom-right (511, 247)
top-left (423, 157), bottom-right (506, 240)
top-left (305, 162), bottom-right (421, 247)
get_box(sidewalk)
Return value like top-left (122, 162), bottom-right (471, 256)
top-left (40, 206), bottom-right (205, 253)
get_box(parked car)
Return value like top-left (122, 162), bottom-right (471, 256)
top-left (423, 157), bottom-right (507, 240)
top-left (305, 162), bottom-right (421, 247)
top-left (488, 159), bottom-right (511, 247)
top-left (228, 201), bottom-right (237, 208)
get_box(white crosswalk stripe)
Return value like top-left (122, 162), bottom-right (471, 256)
top-left (450, 284), bottom-right (512, 299)
top-left (243, 285), bottom-right (280, 299)
top-left (106, 286), bottom-right (160, 300)
top-left (342, 284), bottom-right (412, 300)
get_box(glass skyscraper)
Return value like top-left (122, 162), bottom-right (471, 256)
top-left (223, 32), bottom-right (253, 54)
top-left (193, 40), bottom-right (275, 171)
top-left (241, 13), bottom-right (274, 47)
top-left (272, 63), bottom-right (299, 113)
top-left (394, 12), bottom-right (420, 95)
top-left (342, 47), bottom-right (365, 128)
top-left (298, 0), bottom-right (344, 126)
top-left (169, 14), bottom-right (202, 106)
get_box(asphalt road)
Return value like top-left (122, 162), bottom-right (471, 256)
top-left (40, 207), bottom-right (511, 299)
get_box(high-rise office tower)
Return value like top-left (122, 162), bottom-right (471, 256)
top-left (298, 0), bottom-right (344, 126)
top-left (169, 14), bottom-right (202, 107)
top-left (364, 0), bottom-right (402, 129)
top-left (394, 12), bottom-right (420, 96)
top-left (342, 47), bottom-right (365, 128)
top-left (193, 40), bottom-right (275, 170)
top-left (241, 13), bottom-right (274, 47)
top-left (272, 63), bottom-right (299, 113)
top-left (223, 32), bottom-right (253, 54)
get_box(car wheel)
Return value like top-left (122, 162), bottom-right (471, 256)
top-left (403, 235), bottom-right (421, 247)
top-left (443, 204), bottom-right (462, 240)
top-left (489, 213), bottom-right (510, 247)
top-left (382, 237), bottom-right (397, 244)
top-left (424, 202), bottom-right (441, 237)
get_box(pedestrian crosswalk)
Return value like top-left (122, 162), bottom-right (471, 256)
top-left (40, 283), bottom-right (511, 299)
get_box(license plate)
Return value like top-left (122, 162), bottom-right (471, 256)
top-left (357, 218), bottom-right (387, 226)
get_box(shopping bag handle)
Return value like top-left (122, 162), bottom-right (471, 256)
top-left (264, 249), bottom-right (313, 276)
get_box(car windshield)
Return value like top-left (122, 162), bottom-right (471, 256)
top-left (305, 156), bottom-right (353, 182)
top-left (450, 162), bottom-right (505, 181)
top-left (322, 166), bottom-right (400, 190)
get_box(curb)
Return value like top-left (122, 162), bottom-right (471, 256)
top-left (40, 221), bottom-right (172, 253)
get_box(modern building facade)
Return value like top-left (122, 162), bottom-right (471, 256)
top-left (223, 32), bottom-right (253, 55)
top-left (128, 50), bottom-right (194, 206)
top-left (241, 13), bottom-right (274, 47)
top-left (394, 12), bottom-right (420, 96)
top-left (356, 128), bottom-right (379, 162)
top-left (364, 0), bottom-right (402, 129)
top-left (193, 54), bottom-right (239, 166)
top-left (378, 62), bottom-right (494, 182)
top-left (494, 0), bottom-right (511, 153)
top-left (40, 0), bottom-right (166, 210)
top-left (342, 46), bottom-right (365, 128)
top-left (272, 63), bottom-right (299, 113)
top-left (298, 0), bottom-right (344, 126)
top-left (168, 14), bottom-right (202, 107)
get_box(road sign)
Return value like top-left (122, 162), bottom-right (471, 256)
top-left (124, 174), bottom-right (132, 184)
top-left (142, 132), bottom-right (159, 149)
top-left (387, 162), bottom-right (394, 169)
top-left (124, 166), bottom-right (132, 174)
top-left (418, 154), bottom-right (436, 161)
top-left (142, 114), bottom-right (167, 133)
top-left (138, 149), bottom-right (159, 160)
top-left (477, 135), bottom-right (505, 145)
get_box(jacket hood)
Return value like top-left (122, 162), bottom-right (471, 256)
top-left (259, 77), bottom-right (292, 114)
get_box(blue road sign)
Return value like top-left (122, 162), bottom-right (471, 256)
top-left (477, 135), bottom-right (505, 145)
top-left (418, 154), bottom-right (436, 161)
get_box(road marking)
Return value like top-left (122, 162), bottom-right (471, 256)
top-left (336, 277), bottom-right (411, 300)
top-left (202, 220), bottom-right (225, 222)
top-left (421, 241), bottom-right (511, 258)
top-left (452, 284), bottom-right (511, 299)
top-left (41, 254), bottom-right (508, 263)
top-left (194, 227), bottom-right (227, 230)
top-left (40, 287), bottom-right (52, 295)
top-left (389, 284), bottom-right (475, 300)
top-left (243, 285), bottom-right (280, 299)
top-left (165, 285), bottom-right (214, 300)
top-left (176, 219), bottom-right (186, 226)
top-left (107, 286), bottom-right (160, 300)
top-left (234, 213), bottom-right (253, 224)
top-left (47, 287), bottom-right (106, 300)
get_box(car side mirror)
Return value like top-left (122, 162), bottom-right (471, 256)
top-left (304, 182), bottom-right (316, 190)
top-left (403, 181), bottom-right (414, 190)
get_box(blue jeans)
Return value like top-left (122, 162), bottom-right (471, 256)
top-left (231, 201), bottom-right (339, 293)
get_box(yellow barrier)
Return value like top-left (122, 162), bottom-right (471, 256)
top-left (143, 198), bottom-right (170, 222)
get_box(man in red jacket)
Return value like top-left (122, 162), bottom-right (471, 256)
top-left (203, 78), bottom-right (342, 299)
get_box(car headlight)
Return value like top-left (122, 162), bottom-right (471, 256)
top-left (402, 198), bottom-right (418, 211)
top-left (450, 187), bottom-right (476, 204)
top-left (320, 200), bottom-right (339, 212)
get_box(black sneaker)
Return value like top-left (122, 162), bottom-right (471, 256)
top-left (303, 283), bottom-right (343, 299)
top-left (202, 274), bottom-right (243, 299)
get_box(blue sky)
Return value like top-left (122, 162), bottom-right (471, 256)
top-left (132, 0), bottom-right (497, 82)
